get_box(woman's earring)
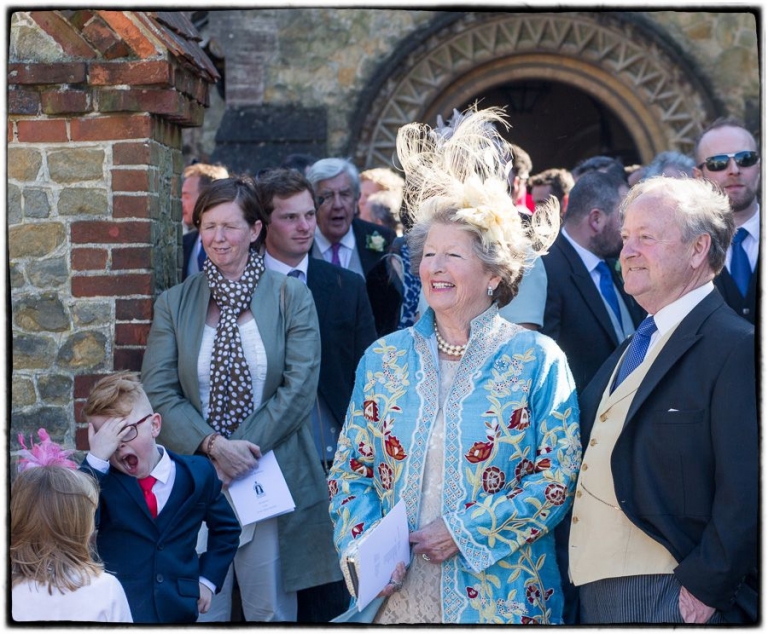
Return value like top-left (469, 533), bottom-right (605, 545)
top-left (487, 285), bottom-right (494, 296)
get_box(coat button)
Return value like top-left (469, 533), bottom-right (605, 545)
top-left (572, 516), bottom-right (579, 524)
top-left (156, 574), bottom-right (164, 583)
top-left (582, 463), bottom-right (588, 470)
top-left (576, 490), bottom-right (582, 498)
top-left (589, 438), bottom-right (598, 446)
top-left (599, 413), bottom-right (608, 422)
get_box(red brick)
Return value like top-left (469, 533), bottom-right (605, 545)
top-left (8, 88), bottom-right (41, 115)
top-left (41, 89), bottom-right (91, 115)
top-left (30, 11), bottom-right (97, 59)
top-left (71, 219), bottom-right (151, 244)
top-left (112, 168), bottom-right (150, 193)
top-left (72, 272), bottom-right (152, 297)
top-left (98, 88), bottom-right (186, 118)
top-left (113, 141), bottom-right (151, 166)
top-left (80, 15), bottom-right (130, 60)
top-left (74, 372), bottom-right (108, 399)
top-left (71, 247), bottom-right (108, 270)
top-left (99, 11), bottom-right (158, 59)
top-left (75, 420), bottom-right (90, 448)
top-left (115, 322), bottom-right (150, 346)
top-left (61, 10), bottom-right (96, 31)
top-left (70, 114), bottom-right (151, 142)
top-left (113, 194), bottom-right (154, 219)
top-left (112, 246), bottom-right (152, 270)
top-left (8, 121), bottom-right (14, 144)
top-left (114, 347), bottom-right (145, 371)
top-left (89, 60), bottom-right (172, 86)
top-left (17, 119), bottom-right (68, 143)
top-left (8, 62), bottom-right (88, 85)
top-left (116, 297), bottom-right (154, 321)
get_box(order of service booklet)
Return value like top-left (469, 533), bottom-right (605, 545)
top-left (227, 450), bottom-right (295, 525)
top-left (347, 499), bottom-right (411, 611)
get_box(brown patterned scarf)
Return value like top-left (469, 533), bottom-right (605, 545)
top-left (204, 249), bottom-right (265, 437)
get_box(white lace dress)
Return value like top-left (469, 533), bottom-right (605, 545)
top-left (374, 358), bottom-right (460, 624)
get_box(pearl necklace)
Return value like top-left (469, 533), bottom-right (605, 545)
top-left (434, 325), bottom-right (467, 357)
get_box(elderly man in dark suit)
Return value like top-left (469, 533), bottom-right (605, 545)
top-left (307, 158), bottom-right (400, 335)
top-left (693, 116), bottom-right (760, 324)
top-left (256, 167), bottom-right (378, 623)
top-left (542, 171), bottom-right (644, 393)
top-left (569, 175), bottom-right (757, 624)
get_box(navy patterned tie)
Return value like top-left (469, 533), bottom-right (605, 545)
top-left (596, 260), bottom-right (623, 329)
top-left (729, 228), bottom-right (751, 297)
top-left (287, 269), bottom-right (302, 280)
top-left (612, 316), bottom-right (657, 391)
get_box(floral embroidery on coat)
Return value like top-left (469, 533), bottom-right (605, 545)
top-left (328, 306), bottom-right (581, 623)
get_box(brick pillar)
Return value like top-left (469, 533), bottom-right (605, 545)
top-left (8, 10), bottom-right (217, 456)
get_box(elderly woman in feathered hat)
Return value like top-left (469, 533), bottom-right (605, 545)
top-left (328, 107), bottom-right (581, 624)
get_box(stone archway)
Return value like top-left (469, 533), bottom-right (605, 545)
top-left (353, 12), bottom-right (717, 169)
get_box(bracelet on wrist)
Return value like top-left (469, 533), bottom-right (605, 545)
top-left (206, 432), bottom-right (221, 460)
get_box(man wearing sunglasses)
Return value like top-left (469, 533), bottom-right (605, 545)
top-left (693, 117), bottom-right (760, 324)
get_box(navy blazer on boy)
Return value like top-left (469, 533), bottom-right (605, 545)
top-left (81, 449), bottom-right (240, 623)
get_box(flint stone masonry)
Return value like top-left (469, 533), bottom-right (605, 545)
top-left (9, 10), bottom-right (216, 454)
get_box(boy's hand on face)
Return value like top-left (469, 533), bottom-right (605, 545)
top-left (198, 583), bottom-right (213, 613)
top-left (88, 419), bottom-right (130, 462)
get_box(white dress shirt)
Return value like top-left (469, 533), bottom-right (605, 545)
top-left (313, 226), bottom-right (356, 269)
top-left (645, 281), bottom-right (714, 356)
top-left (263, 251), bottom-right (309, 283)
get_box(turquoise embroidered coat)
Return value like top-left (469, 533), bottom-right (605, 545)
top-left (328, 306), bottom-right (581, 624)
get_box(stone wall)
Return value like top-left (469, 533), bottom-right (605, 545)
top-left (9, 10), bottom-right (216, 456)
top-left (184, 9), bottom-right (759, 165)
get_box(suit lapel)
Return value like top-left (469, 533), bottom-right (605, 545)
top-left (624, 291), bottom-right (721, 423)
top-left (306, 257), bottom-right (331, 323)
top-left (352, 219), bottom-right (374, 276)
top-left (113, 470), bottom-right (158, 524)
top-left (557, 237), bottom-right (619, 346)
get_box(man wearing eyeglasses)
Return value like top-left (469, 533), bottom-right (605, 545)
top-left (693, 117), bottom-right (760, 324)
top-left (307, 158), bottom-right (399, 335)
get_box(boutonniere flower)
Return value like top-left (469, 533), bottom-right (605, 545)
top-left (366, 231), bottom-right (386, 252)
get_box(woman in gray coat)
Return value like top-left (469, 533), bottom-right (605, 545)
top-left (141, 177), bottom-right (340, 622)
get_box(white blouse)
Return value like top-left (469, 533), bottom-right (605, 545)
top-left (198, 318), bottom-right (267, 417)
top-left (12, 572), bottom-right (133, 622)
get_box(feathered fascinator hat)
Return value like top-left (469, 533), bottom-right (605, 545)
top-left (397, 106), bottom-right (559, 282)
top-left (16, 428), bottom-right (78, 471)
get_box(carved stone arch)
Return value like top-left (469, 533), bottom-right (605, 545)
top-left (353, 12), bottom-right (718, 169)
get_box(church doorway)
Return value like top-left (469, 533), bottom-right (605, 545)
top-left (352, 12), bottom-right (716, 173)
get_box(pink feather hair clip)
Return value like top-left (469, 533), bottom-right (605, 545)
top-left (17, 428), bottom-right (78, 471)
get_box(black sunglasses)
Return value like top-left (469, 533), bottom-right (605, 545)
top-left (122, 413), bottom-right (153, 442)
top-left (698, 151), bottom-right (759, 172)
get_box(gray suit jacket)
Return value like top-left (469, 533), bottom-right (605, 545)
top-left (141, 269), bottom-right (341, 592)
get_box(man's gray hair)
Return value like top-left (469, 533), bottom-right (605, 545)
top-left (642, 151), bottom-right (695, 179)
top-left (306, 158), bottom-right (361, 199)
top-left (620, 175), bottom-right (735, 274)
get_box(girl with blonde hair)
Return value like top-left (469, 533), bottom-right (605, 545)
top-left (11, 464), bottom-right (133, 622)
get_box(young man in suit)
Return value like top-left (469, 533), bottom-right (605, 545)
top-left (256, 167), bottom-right (378, 622)
top-left (693, 117), bottom-right (760, 324)
top-left (541, 171), bottom-right (643, 393)
top-left (81, 371), bottom-right (240, 623)
top-left (307, 158), bottom-right (400, 335)
top-left (181, 162), bottom-right (229, 280)
top-left (570, 176), bottom-right (757, 624)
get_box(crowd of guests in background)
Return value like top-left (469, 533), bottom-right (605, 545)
top-left (11, 108), bottom-right (758, 625)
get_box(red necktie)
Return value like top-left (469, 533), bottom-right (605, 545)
top-left (138, 476), bottom-right (158, 518)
